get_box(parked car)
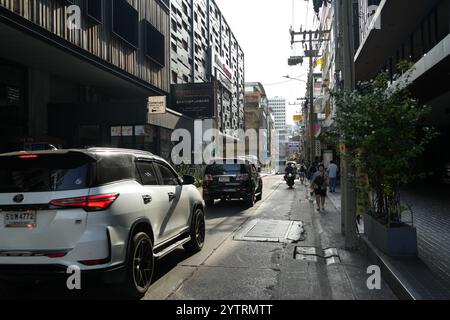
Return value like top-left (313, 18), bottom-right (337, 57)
top-left (443, 162), bottom-right (450, 184)
top-left (203, 158), bottom-right (263, 207)
top-left (0, 148), bottom-right (205, 298)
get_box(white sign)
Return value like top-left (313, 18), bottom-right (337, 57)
top-left (111, 126), bottom-right (122, 137)
top-left (135, 125), bottom-right (146, 136)
top-left (148, 96), bottom-right (167, 114)
top-left (122, 126), bottom-right (133, 137)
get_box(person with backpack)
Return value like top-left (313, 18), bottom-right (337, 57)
top-left (310, 164), bottom-right (329, 212)
top-left (299, 162), bottom-right (307, 185)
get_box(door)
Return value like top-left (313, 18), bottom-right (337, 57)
top-left (135, 160), bottom-right (172, 244)
top-left (153, 162), bottom-right (190, 239)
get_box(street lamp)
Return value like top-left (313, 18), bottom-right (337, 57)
top-left (283, 75), bottom-right (307, 83)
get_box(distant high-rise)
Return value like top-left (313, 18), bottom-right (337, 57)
top-left (268, 97), bottom-right (287, 130)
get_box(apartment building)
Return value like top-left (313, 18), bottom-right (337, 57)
top-left (169, 0), bottom-right (245, 138)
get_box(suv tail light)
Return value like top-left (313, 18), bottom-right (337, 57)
top-left (49, 194), bottom-right (120, 212)
top-left (237, 174), bottom-right (249, 181)
top-left (204, 175), bottom-right (213, 182)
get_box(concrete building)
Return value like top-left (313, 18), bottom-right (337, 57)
top-left (169, 0), bottom-right (245, 139)
top-left (268, 97), bottom-right (287, 130)
top-left (0, 0), bottom-right (190, 158)
top-left (244, 82), bottom-right (274, 164)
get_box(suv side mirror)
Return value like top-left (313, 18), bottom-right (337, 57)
top-left (182, 175), bottom-right (196, 185)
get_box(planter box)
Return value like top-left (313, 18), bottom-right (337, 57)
top-left (364, 214), bottom-right (418, 257)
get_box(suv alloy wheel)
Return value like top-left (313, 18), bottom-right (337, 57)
top-left (121, 232), bottom-right (154, 299)
top-left (184, 208), bottom-right (206, 253)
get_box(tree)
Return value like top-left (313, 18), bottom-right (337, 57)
top-left (330, 63), bottom-right (438, 226)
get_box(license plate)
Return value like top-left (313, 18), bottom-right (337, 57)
top-left (224, 189), bottom-right (236, 192)
top-left (3, 211), bottom-right (37, 228)
top-left (219, 176), bottom-right (230, 182)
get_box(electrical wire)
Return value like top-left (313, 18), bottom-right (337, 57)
top-left (262, 79), bottom-right (297, 86)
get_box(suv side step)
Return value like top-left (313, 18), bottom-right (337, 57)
top-left (153, 236), bottom-right (191, 259)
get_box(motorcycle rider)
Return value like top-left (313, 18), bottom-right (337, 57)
top-left (284, 162), bottom-right (297, 187)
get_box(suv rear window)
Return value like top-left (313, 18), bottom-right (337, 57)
top-left (205, 163), bottom-right (247, 175)
top-left (0, 153), bottom-right (92, 193)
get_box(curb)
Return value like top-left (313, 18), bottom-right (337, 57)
top-left (359, 235), bottom-right (415, 300)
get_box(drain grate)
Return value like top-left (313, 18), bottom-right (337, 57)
top-left (294, 246), bottom-right (341, 265)
top-left (234, 219), bottom-right (304, 243)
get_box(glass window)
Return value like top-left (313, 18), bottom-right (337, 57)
top-left (0, 153), bottom-right (92, 192)
top-left (96, 154), bottom-right (135, 185)
top-left (136, 161), bottom-right (159, 185)
top-left (155, 163), bottom-right (179, 186)
top-left (205, 164), bottom-right (247, 175)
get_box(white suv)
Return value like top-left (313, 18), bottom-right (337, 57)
top-left (0, 148), bottom-right (205, 298)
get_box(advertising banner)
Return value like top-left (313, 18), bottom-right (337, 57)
top-left (171, 83), bottom-right (215, 119)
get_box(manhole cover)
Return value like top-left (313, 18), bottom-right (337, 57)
top-left (294, 246), bottom-right (341, 265)
top-left (234, 219), bottom-right (304, 243)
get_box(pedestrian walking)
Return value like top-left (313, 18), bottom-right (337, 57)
top-left (299, 162), bottom-right (307, 185)
top-left (327, 160), bottom-right (339, 193)
top-left (307, 162), bottom-right (317, 182)
top-left (311, 164), bottom-right (329, 212)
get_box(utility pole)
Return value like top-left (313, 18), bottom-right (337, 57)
top-left (339, 0), bottom-right (358, 249)
top-left (290, 28), bottom-right (330, 164)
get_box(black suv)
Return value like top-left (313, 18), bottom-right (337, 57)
top-left (203, 158), bottom-right (263, 207)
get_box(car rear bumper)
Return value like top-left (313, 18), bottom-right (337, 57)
top-left (204, 188), bottom-right (253, 200)
top-left (0, 263), bottom-right (126, 284)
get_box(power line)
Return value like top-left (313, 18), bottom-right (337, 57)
top-left (262, 79), bottom-right (300, 86)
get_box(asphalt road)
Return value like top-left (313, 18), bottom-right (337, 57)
top-left (0, 176), bottom-right (284, 300)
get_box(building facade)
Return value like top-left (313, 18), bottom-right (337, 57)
top-left (0, 0), bottom-right (186, 157)
top-left (354, 0), bottom-right (450, 175)
top-left (244, 82), bottom-right (274, 164)
top-left (268, 97), bottom-right (287, 130)
top-left (169, 0), bottom-right (245, 139)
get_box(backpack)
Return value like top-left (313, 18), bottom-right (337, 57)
top-left (314, 174), bottom-right (325, 188)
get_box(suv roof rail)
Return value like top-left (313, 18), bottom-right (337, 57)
top-left (87, 147), bottom-right (155, 156)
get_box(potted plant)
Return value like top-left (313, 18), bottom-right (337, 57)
top-left (329, 62), bottom-right (438, 257)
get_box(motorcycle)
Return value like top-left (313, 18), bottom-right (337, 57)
top-left (285, 173), bottom-right (295, 189)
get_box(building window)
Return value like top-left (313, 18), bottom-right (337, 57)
top-left (144, 21), bottom-right (165, 68)
top-left (112, 0), bottom-right (139, 49)
top-left (86, 0), bottom-right (103, 24)
top-left (172, 71), bottom-right (178, 84)
top-left (171, 19), bottom-right (177, 32)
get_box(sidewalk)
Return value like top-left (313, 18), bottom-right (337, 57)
top-left (165, 177), bottom-right (396, 300)
top-left (326, 188), bottom-right (450, 300)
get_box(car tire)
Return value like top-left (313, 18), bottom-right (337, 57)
top-left (120, 232), bottom-right (154, 299)
top-left (256, 182), bottom-right (263, 202)
top-left (245, 190), bottom-right (255, 207)
top-left (184, 208), bottom-right (206, 253)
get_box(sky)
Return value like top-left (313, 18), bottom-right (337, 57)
top-left (215, 0), bottom-right (318, 124)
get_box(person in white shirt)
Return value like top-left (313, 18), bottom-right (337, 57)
top-left (327, 161), bottom-right (339, 193)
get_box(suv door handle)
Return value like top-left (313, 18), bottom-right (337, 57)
top-left (168, 192), bottom-right (176, 201)
top-left (142, 195), bottom-right (152, 204)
